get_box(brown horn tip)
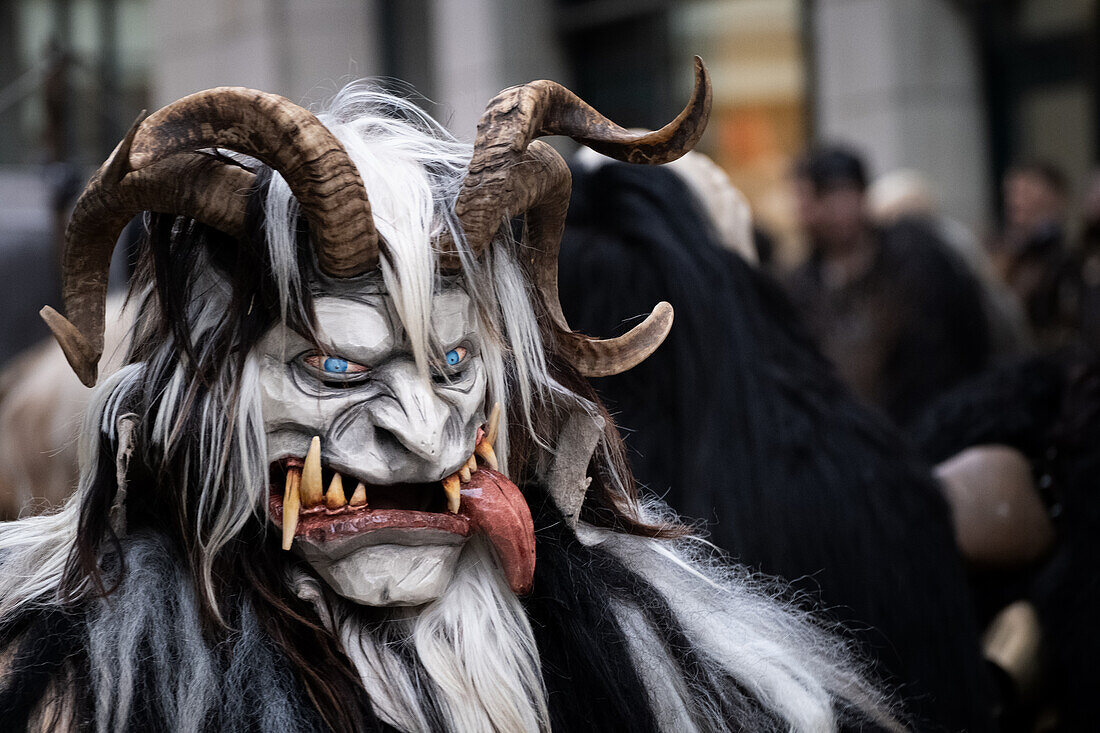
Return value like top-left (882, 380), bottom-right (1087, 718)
top-left (40, 306), bottom-right (99, 387)
top-left (566, 301), bottom-right (675, 378)
top-left (568, 56), bottom-right (712, 165)
top-left (102, 110), bottom-right (147, 185)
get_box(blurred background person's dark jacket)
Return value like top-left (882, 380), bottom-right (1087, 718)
top-left (785, 147), bottom-right (993, 428)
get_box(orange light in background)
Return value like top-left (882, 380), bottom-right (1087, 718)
top-left (673, 0), bottom-right (809, 265)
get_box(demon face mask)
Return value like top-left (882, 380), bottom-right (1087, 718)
top-left (40, 61), bottom-right (711, 608)
top-left (258, 280), bottom-right (535, 606)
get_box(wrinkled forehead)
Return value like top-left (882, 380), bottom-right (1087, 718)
top-left (310, 280), bottom-right (476, 350)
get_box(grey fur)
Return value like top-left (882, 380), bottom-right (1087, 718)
top-left (87, 532), bottom-right (320, 733)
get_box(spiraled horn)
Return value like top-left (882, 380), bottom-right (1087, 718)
top-left (448, 58), bottom-right (710, 377)
top-left (43, 114), bottom-right (256, 386)
top-left (45, 86), bottom-right (381, 385)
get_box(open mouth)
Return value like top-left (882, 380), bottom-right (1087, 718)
top-left (269, 415), bottom-right (500, 548)
top-left (267, 433), bottom-right (497, 545)
top-left (266, 405), bottom-right (537, 594)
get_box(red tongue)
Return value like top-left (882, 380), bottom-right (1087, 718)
top-left (460, 468), bottom-right (536, 594)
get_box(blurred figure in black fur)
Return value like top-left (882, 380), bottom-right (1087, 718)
top-left (558, 159), bottom-right (997, 730)
top-left (913, 354), bottom-right (1100, 731)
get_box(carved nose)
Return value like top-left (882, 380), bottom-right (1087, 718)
top-left (369, 360), bottom-right (449, 462)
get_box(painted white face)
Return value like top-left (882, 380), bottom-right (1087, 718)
top-left (258, 281), bottom-right (491, 606)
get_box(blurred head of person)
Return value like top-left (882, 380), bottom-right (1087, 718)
top-left (867, 169), bottom-right (936, 225)
top-left (1003, 161), bottom-right (1068, 235)
top-left (793, 146), bottom-right (869, 256)
top-left (573, 145), bottom-right (757, 263)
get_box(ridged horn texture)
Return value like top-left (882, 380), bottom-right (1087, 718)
top-left (128, 87), bottom-right (378, 276)
top-left (44, 88), bottom-right (378, 386)
top-left (447, 56), bottom-right (711, 377)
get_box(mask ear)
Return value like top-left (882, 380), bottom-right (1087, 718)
top-left (111, 413), bottom-right (140, 537)
top-left (544, 409), bottom-right (605, 527)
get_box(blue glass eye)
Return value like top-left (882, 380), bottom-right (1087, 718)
top-left (445, 346), bottom-right (467, 366)
top-left (303, 354), bottom-right (368, 379)
top-left (323, 357), bottom-right (348, 373)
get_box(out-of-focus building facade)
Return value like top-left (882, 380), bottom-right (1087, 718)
top-left (1, 0), bottom-right (1097, 357)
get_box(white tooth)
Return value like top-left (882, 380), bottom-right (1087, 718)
top-left (443, 474), bottom-right (461, 513)
top-left (485, 402), bottom-right (501, 448)
top-left (459, 465), bottom-right (471, 483)
top-left (465, 454), bottom-right (478, 474)
top-left (475, 441), bottom-right (498, 471)
top-left (281, 469), bottom-right (301, 551)
top-left (301, 436), bottom-right (324, 506)
top-left (325, 472), bottom-right (346, 509)
top-left (350, 482), bottom-right (368, 507)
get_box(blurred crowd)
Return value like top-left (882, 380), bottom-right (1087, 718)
top-left (783, 146), bottom-right (1100, 427)
top-left (558, 144), bottom-right (1100, 731)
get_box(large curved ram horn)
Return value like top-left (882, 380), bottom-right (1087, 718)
top-left (129, 87), bottom-right (378, 277)
top-left (48, 150), bottom-right (255, 385)
top-left (447, 59), bottom-right (709, 376)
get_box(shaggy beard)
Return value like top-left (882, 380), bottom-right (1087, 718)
top-left (82, 534), bottom-right (548, 733)
top-left (291, 537), bottom-right (550, 732)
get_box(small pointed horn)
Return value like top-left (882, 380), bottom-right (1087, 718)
top-left (562, 302), bottom-right (675, 378)
top-left (101, 110), bottom-right (145, 185)
top-left (40, 306), bottom-right (100, 387)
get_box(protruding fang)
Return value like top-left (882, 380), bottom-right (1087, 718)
top-left (475, 441), bottom-right (498, 470)
top-left (350, 482), bottom-right (368, 507)
top-left (281, 468), bottom-right (301, 550)
top-left (486, 402), bottom-right (501, 447)
top-left (301, 436), bottom-right (324, 506)
top-left (459, 465), bottom-right (471, 483)
top-left (465, 454), bottom-right (477, 474)
top-left (443, 474), bottom-right (461, 513)
top-left (326, 472), bottom-right (346, 510)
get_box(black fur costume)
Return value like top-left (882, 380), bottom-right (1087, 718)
top-left (558, 161), bottom-right (997, 730)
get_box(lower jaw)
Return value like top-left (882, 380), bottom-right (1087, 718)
top-left (300, 540), bottom-right (466, 607)
top-left (289, 518), bottom-right (470, 562)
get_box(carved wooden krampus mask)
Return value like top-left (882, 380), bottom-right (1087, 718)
top-left (42, 60), bottom-right (711, 606)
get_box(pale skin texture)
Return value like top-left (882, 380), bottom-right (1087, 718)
top-left (257, 282), bottom-right (489, 605)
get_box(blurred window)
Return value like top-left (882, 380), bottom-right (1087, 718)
top-left (974, 0), bottom-right (1097, 220)
top-left (0, 0), bottom-right (150, 168)
top-left (671, 0), bottom-right (807, 262)
top-left (557, 0), bottom-right (810, 262)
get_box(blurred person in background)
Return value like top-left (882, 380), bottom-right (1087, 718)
top-left (559, 156), bottom-right (997, 730)
top-left (786, 146), bottom-right (992, 427)
top-left (1074, 170), bottom-right (1100, 351)
top-left (869, 168), bottom-right (1030, 358)
top-left (994, 161), bottom-right (1076, 347)
top-left (0, 294), bottom-right (131, 519)
top-left (913, 352), bottom-right (1100, 731)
